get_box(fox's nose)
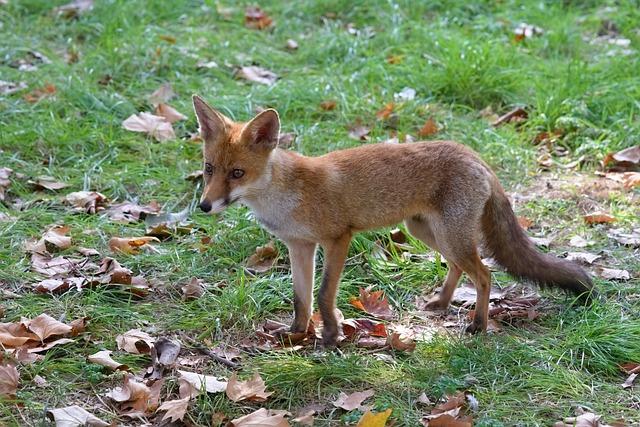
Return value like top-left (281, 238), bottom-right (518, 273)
top-left (199, 200), bottom-right (212, 213)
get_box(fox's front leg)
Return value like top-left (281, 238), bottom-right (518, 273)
top-left (318, 233), bottom-right (352, 347)
top-left (287, 240), bottom-right (318, 333)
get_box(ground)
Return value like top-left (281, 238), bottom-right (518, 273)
top-left (1, 0), bottom-right (639, 426)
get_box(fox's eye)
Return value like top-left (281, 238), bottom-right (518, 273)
top-left (230, 169), bottom-right (245, 179)
top-left (204, 163), bottom-right (213, 176)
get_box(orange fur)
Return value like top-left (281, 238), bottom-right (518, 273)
top-left (193, 96), bottom-right (596, 346)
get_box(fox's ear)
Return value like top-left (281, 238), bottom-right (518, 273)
top-left (192, 95), bottom-right (228, 143)
top-left (240, 109), bottom-right (280, 151)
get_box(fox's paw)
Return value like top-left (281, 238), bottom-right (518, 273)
top-left (423, 296), bottom-right (449, 311)
top-left (289, 320), bottom-right (309, 334)
top-left (464, 320), bottom-right (486, 335)
top-left (322, 329), bottom-right (338, 349)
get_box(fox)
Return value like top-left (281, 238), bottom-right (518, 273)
top-left (192, 95), bottom-right (595, 347)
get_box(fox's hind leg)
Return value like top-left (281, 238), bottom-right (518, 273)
top-left (405, 215), bottom-right (463, 310)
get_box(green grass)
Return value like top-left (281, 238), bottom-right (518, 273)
top-left (1, 0), bottom-right (639, 425)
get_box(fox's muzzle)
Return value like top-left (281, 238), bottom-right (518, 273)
top-left (199, 200), bottom-right (212, 213)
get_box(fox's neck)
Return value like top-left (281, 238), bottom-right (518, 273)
top-left (241, 148), bottom-right (304, 204)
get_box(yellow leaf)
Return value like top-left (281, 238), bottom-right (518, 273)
top-left (357, 409), bottom-right (392, 427)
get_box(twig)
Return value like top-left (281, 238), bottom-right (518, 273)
top-left (178, 333), bottom-right (240, 370)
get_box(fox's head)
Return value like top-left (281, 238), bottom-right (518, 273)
top-left (192, 95), bottom-right (280, 213)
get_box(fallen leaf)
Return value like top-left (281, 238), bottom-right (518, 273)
top-left (53, 0), bottom-right (93, 18)
top-left (417, 118), bottom-right (438, 138)
top-left (146, 337), bottom-right (181, 380)
top-left (285, 39), bottom-right (299, 50)
top-left (332, 389), bottom-right (375, 411)
top-left (196, 59), bottom-right (219, 69)
top-left (226, 372), bottom-right (273, 402)
top-left (158, 34), bottom-right (176, 44)
top-left (0, 362), bottom-right (19, 397)
top-left (33, 374), bottom-right (48, 387)
top-left (387, 331), bottom-right (416, 352)
top-left (25, 225), bottom-right (72, 253)
top-left (517, 216), bottom-right (533, 229)
top-left (349, 288), bottom-right (395, 320)
top-left (622, 373), bottom-right (637, 389)
top-left (26, 313), bottom-right (72, 342)
top-left (491, 107), bottom-right (528, 127)
top-left (23, 83), bottom-right (57, 103)
top-left (423, 413), bottom-right (472, 427)
top-left (0, 80), bottom-right (27, 95)
top-left (595, 267), bottom-right (630, 281)
top-left (387, 54), bottom-right (403, 64)
top-left (69, 317), bottom-right (88, 336)
top-left (565, 252), bottom-right (600, 265)
top-left (245, 6), bottom-right (273, 30)
top-left (148, 82), bottom-right (175, 106)
top-left (157, 397), bottom-right (190, 422)
top-left (182, 278), bottom-right (205, 300)
top-left (46, 405), bottom-right (109, 427)
top-left (554, 411), bottom-right (618, 427)
top-left (237, 66), bottom-right (278, 86)
top-left (122, 112), bottom-right (175, 142)
top-left (144, 206), bottom-right (191, 238)
top-left (291, 409), bottom-right (315, 426)
top-left (30, 253), bottom-right (81, 277)
top-left (607, 228), bottom-right (640, 247)
top-left (319, 100), bottom-right (337, 111)
top-left (417, 393), bottom-right (432, 405)
top-left (376, 102), bottom-right (395, 120)
top-left (177, 370), bottom-right (227, 396)
top-left (231, 408), bottom-right (290, 427)
top-left (29, 176), bottom-right (68, 191)
top-left (106, 373), bottom-right (153, 414)
top-left (278, 132), bottom-right (296, 149)
top-left (514, 22), bottom-right (543, 41)
top-left (97, 257), bottom-right (133, 285)
top-left (584, 212), bottom-right (615, 225)
top-left (357, 409), bottom-right (392, 427)
top-left (622, 171), bottom-right (640, 188)
top-left (603, 145), bottom-right (640, 172)
top-left (77, 247), bottom-right (100, 257)
top-left (246, 241), bottom-right (279, 273)
top-left (348, 123), bottom-right (371, 141)
top-left (155, 103), bottom-right (187, 124)
top-left (64, 191), bottom-right (109, 213)
top-left (27, 337), bottom-right (75, 353)
top-left (0, 167), bottom-right (12, 201)
top-left (88, 350), bottom-right (128, 371)
top-left (105, 200), bottom-right (161, 223)
top-left (108, 236), bottom-right (160, 254)
top-left (116, 329), bottom-right (155, 354)
top-left (569, 236), bottom-right (594, 248)
top-left (185, 170), bottom-right (204, 182)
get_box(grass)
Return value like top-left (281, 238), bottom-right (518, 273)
top-left (1, 0), bottom-right (639, 425)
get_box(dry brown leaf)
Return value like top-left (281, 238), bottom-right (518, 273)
top-left (595, 267), bottom-right (630, 281)
top-left (182, 277), bottom-right (205, 300)
top-left (517, 216), bottom-right (533, 229)
top-left (584, 212), bottom-right (616, 225)
top-left (106, 373), bottom-right (153, 414)
top-left (157, 397), bottom-right (190, 422)
top-left (491, 107), bottom-right (528, 127)
top-left (105, 200), bottom-right (161, 223)
top-left (246, 241), bottom-right (278, 273)
top-left (569, 236), bottom-right (593, 248)
top-left (0, 362), bottom-right (19, 397)
top-left (122, 112), bottom-right (175, 142)
top-left (387, 331), bottom-right (416, 352)
top-left (29, 176), bottom-right (68, 191)
top-left (155, 103), bottom-right (187, 124)
top-left (231, 408), bottom-right (290, 427)
top-left (25, 225), bottom-right (72, 254)
top-left (226, 372), bottom-right (273, 402)
top-left (53, 0), bottom-right (93, 18)
top-left (0, 167), bottom-right (12, 201)
top-left (356, 409), bottom-right (392, 427)
top-left (291, 409), bottom-right (315, 426)
top-left (349, 288), bottom-right (395, 320)
top-left (108, 236), bottom-right (160, 254)
top-left (116, 329), bottom-right (155, 354)
top-left (554, 411), bottom-right (618, 427)
top-left (146, 337), bottom-right (181, 380)
top-left (348, 123), bottom-right (371, 141)
top-left (177, 370), bottom-right (227, 395)
top-left (237, 66), bottom-right (278, 86)
top-left (88, 350), bottom-right (128, 371)
top-left (376, 102), bottom-right (395, 120)
top-left (417, 118), bottom-right (438, 137)
top-left (332, 389), bottom-right (375, 411)
top-left (23, 83), bottom-right (57, 103)
top-left (185, 170), bottom-right (204, 182)
top-left (320, 100), bottom-right (337, 111)
top-left (64, 191), bottom-right (109, 214)
top-left (423, 413), bottom-right (472, 427)
top-left (46, 405), bottom-right (109, 427)
top-left (26, 313), bottom-right (72, 342)
top-left (603, 145), bottom-right (640, 172)
top-left (565, 252), bottom-right (600, 265)
top-left (622, 171), bottom-right (640, 188)
top-left (245, 6), bottom-right (273, 29)
top-left (29, 253), bottom-right (80, 277)
top-left (148, 82), bottom-right (175, 106)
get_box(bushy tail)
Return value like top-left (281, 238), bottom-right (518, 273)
top-left (481, 183), bottom-right (596, 301)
